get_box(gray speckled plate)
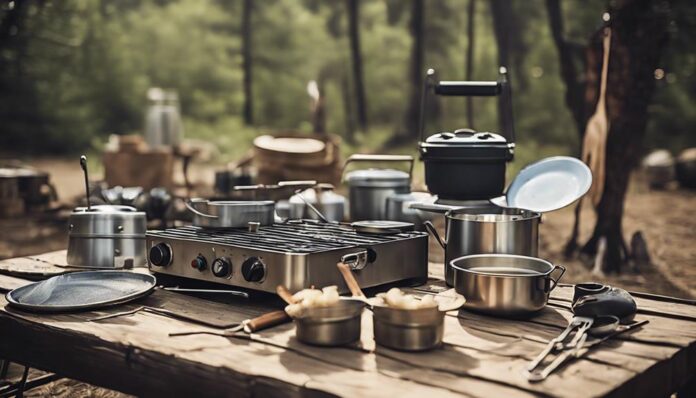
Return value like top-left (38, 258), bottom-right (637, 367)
top-left (6, 271), bottom-right (156, 312)
top-left (499, 156), bottom-right (592, 213)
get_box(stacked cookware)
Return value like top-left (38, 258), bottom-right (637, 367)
top-left (412, 68), bottom-right (591, 317)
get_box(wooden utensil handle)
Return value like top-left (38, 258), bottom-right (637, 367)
top-left (245, 310), bottom-right (290, 332)
top-left (337, 262), bottom-right (365, 297)
top-left (276, 285), bottom-right (297, 304)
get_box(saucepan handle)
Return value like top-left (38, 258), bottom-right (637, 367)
top-left (185, 200), bottom-right (218, 219)
top-left (434, 81), bottom-right (501, 96)
top-left (546, 265), bottom-right (566, 293)
top-left (243, 310), bottom-right (291, 333)
top-left (423, 221), bottom-right (446, 249)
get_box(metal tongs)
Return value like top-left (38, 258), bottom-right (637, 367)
top-left (525, 284), bottom-right (644, 382)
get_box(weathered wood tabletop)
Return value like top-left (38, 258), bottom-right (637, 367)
top-left (0, 251), bottom-right (695, 398)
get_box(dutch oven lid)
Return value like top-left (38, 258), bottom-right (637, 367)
top-left (420, 129), bottom-right (512, 161)
top-left (345, 168), bottom-right (410, 187)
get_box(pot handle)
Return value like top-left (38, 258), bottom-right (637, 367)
top-left (547, 265), bottom-right (566, 293)
top-left (341, 154), bottom-right (414, 182)
top-left (184, 200), bottom-right (219, 219)
top-left (423, 221), bottom-right (446, 249)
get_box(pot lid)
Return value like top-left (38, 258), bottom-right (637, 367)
top-left (495, 156), bottom-right (592, 213)
top-left (72, 205), bottom-right (140, 214)
top-left (423, 129), bottom-right (508, 146)
top-left (345, 168), bottom-right (410, 186)
top-left (351, 220), bottom-right (414, 235)
top-left (420, 129), bottom-right (513, 161)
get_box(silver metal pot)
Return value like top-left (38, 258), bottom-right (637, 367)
top-left (373, 305), bottom-right (444, 351)
top-left (343, 154), bottom-right (413, 221)
top-left (288, 183), bottom-right (345, 222)
top-left (185, 199), bottom-right (274, 229)
top-left (67, 205), bottom-right (147, 268)
top-left (424, 206), bottom-right (540, 286)
top-left (451, 254), bottom-right (565, 317)
top-left (294, 301), bottom-right (365, 346)
top-left (385, 191), bottom-right (435, 228)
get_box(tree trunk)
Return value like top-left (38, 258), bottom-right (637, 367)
top-left (347, 0), bottom-right (367, 132)
top-left (465, 0), bottom-right (475, 129)
top-left (580, 0), bottom-right (668, 272)
top-left (545, 0), bottom-right (589, 257)
top-left (545, 0), bottom-right (586, 137)
top-left (401, 0), bottom-right (424, 140)
top-left (241, 0), bottom-right (253, 125)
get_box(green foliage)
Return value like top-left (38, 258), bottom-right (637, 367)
top-left (0, 0), bottom-right (693, 162)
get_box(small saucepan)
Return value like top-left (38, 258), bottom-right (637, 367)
top-left (451, 254), bottom-right (565, 317)
top-left (185, 199), bottom-right (275, 229)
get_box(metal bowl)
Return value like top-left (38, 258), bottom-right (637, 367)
top-left (372, 305), bottom-right (444, 351)
top-left (294, 301), bottom-right (365, 346)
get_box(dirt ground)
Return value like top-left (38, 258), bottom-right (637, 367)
top-left (0, 157), bottom-right (694, 396)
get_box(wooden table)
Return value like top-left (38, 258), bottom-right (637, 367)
top-left (0, 252), bottom-right (695, 398)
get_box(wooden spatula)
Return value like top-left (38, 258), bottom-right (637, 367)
top-left (582, 27), bottom-right (612, 207)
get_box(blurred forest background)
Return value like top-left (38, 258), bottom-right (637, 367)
top-left (1, 0), bottom-right (694, 162)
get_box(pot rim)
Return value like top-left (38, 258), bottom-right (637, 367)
top-left (450, 254), bottom-right (554, 277)
top-left (191, 199), bottom-right (275, 207)
top-left (446, 207), bottom-right (540, 222)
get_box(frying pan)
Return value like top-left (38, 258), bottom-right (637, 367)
top-left (6, 271), bottom-right (156, 312)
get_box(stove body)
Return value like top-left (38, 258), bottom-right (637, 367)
top-left (146, 221), bottom-right (428, 293)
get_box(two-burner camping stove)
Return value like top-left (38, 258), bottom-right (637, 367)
top-left (146, 220), bottom-right (428, 293)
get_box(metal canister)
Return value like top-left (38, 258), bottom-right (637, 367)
top-left (343, 155), bottom-right (413, 221)
top-left (67, 205), bottom-right (147, 268)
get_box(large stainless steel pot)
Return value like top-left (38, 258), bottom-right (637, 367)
top-left (373, 305), bottom-right (444, 351)
top-left (67, 205), bottom-right (147, 268)
top-left (424, 206), bottom-right (540, 286)
top-left (185, 199), bottom-right (274, 229)
top-left (343, 154), bottom-right (413, 221)
top-left (451, 254), bottom-right (565, 317)
top-left (294, 301), bottom-right (365, 346)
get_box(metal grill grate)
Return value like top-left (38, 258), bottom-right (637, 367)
top-left (147, 221), bottom-right (422, 253)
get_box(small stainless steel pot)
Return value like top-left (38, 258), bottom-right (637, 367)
top-left (185, 199), bottom-right (275, 229)
top-left (343, 154), bottom-right (413, 221)
top-left (288, 184), bottom-right (345, 222)
top-left (424, 206), bottom-right (540, 286)
top-left (67, 205), bottom-right (147, 268)
top-left (451, 254), bottom-right (565, 317)
top-left (373, 305), bottom-right (444, 351)
top-left (294, 301), bottom-right (365, 346)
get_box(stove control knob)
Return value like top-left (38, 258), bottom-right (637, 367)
top-left (241, 257), bottom-right (265, 283)
top-left (190, 255), bottom-right (207, 271)
top-left (212, 257), bottom-right (232, 278)
top-left (149, 243), bottom-right (172, 267)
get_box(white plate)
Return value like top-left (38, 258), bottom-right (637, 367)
top-left (504, 156), bottom-right (592, 213)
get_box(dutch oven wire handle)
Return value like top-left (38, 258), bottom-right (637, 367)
top-left (418, 67), bottom-right (515, 146)
top-left (341, 154), bottom-right (414, 182)
top-left (184, 199), bottom-right (219, 219)
top-left (546, 265), bottom-right (567, 293)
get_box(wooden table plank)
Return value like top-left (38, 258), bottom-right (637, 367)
top-left (0, 256), bottom-right (695, 397)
